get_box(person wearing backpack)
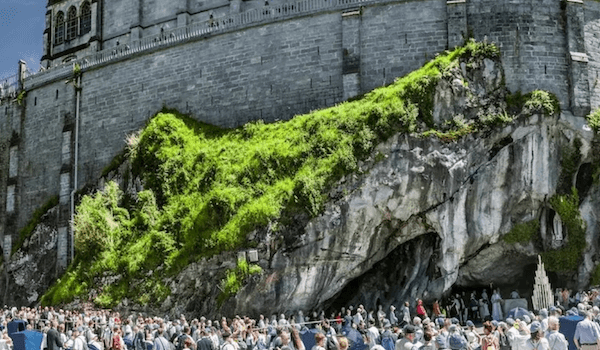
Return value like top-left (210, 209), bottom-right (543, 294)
top-left (73, 327), bottom-right (90, 350)
top-left (47, 321), bottom-right (64, 350)
top-left (197, 330), bottom-right (214, 350)
top-left (380, 322), bottom-right (396, 350)
top-left (481, 323), bottom-right (499, 350)
top-left (465, 321), bottom-right (482, 350)
top-left (221, 332), bottom-right (236, 350)
top-left (153, 328), bottom-right (172, 350)
top-left (418, 330), bottom-right (435, 350)
top-left (134, 327), bottom-right (147, 350)
top-left (448, 325), bottom-right (468, 350)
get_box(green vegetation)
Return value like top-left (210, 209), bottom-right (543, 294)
top-left (479, 112), bottom-right (514, 128)
top-left (557, 138), bottom-right (582, 195)
top-left (506, 90), bottom-right (561, 116)
top-left (217, 258), bottom-right (262, 306)
top-left (12, 196), bottom-right (59, 255)
top-left (587, 108), bottom-right (600, 134)
top-left (541, 188), bottom-right (587, 272)
top-left (42, 182), bottom-right (172, 307)
top-left (42, 40), bottom-right (507, 307)
top-left (16, 90), bottom-right (26, 106)
top-left (503, 219), bottom-right (539, 244)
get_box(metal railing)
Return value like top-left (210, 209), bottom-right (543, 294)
top-left (25, 0), bottom-right (376, 86)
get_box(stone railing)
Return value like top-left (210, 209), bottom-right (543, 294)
top-left (0, 74), bottom-right (18, 100)
top-left (25, 0), bottom-right (378, 87)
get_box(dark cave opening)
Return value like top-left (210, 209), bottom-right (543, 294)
top-left (323, 232), bottom-right (441, 315)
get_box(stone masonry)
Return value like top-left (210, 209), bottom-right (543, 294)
top-left (0, 0), bottom-right (600, 268)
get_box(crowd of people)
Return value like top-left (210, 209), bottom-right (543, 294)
top-left (1, 288), bottom-right (600, 350)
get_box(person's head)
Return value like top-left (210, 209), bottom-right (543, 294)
top-left (338, 337), bottom-right (349, 350)
top-left (423, 330), bottom-right (433, 343)
top-left (281, 332), bottom-right (290, 345)
top-left (444, 318), bottom-right (451, 329)
top-left (529, 322), bottom-right (543, 340)
top-left (483, 323), bottom-right (493, 335)
top-left (548, 317), bottom-right (559, 331)
top-left (404, 325), bottom-right (415, 341)
top-left (222, 331), bottom-right (232, 342)
top-left (315, 332), bottom-right (326, 346)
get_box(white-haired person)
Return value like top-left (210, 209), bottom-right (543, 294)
top-left (546, 317), bottom-right (567, 350)
top-left (574, 311), bottom-right (600, 350)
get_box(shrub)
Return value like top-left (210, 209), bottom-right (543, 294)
top-left (541, 188), bottom-right (586, 272)
top-left (43, 40), bottom-right (509, 307)
top-left (586, 108), bottom-right (600, 134)
top-left (503, 220), bottom-right (539, 244)
top-left (217, 258), bottom-right (262, 306)
top-left (522, 90), bottom-right (561, 116)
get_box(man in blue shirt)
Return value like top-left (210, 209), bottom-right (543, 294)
top-left (574, 312), bottom-right (600, 350)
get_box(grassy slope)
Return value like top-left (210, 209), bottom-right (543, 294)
top-left (42, 40), bottom-right (511, 307)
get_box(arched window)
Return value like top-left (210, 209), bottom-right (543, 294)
top-left (66, 6), bottom-right (78, 41)
top-left (54, 11), bottom-right (65, 45)
top-left (80, 2), bottom-right (91, 35)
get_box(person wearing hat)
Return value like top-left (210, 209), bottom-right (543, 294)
top-left (366, 319), bottom-right (380, 349)
top-left (221, 332), bottom-right (237, 350)
top-left (524, 322), bottom-right (548, 350)
top-left (465, 321), bottom-right (481, 350)
top-left (574, 312), bottom-right (600, 350)
top-left (390, 306), bottom-right (398, 327)
top-left (538, 310), bottom-right (549, 333)
top-left (396, 325), bottom-right (418, 350)
top-left (448, 325), bottom-right (467, 350)
top-left (546, 317), bottom-right (567, 350)
top-left (508, 320), bottom-right (531, 350)
top-left (381, 320), bottom-right (397, 350)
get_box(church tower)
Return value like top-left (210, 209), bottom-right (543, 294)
top-left (41, 0), bottom-right (101, 69)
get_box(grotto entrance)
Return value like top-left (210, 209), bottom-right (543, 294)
top-left (322, 232), bottom-right (442, 316)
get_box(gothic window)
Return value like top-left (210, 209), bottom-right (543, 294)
top-left (55, 11), bottom-right (65, 45)
top-left (80, 2), bottom-right (91, 35)
top-left (66, 6), bottom-right (78, 41)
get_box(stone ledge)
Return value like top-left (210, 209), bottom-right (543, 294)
top-left (571, 51), bottom-right (589, 63)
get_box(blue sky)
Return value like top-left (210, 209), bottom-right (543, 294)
top-left (0, 0), bottom-right (46, 80)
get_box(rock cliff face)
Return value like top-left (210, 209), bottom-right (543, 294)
top-left (2, 50), bottom-right (599, 318)
top-left (0, 208), bottom-right (59, 306)
top-left (198, 56), bottom-right (598, 316)
top-left (212, 111), bottom-right (595, 316)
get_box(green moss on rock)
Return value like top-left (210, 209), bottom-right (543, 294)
top-left (503, 220), bottom-right (539, 244)
top-left (541, 188), bottom-right (586, 272)
top-left (42, 40), bottom-right (507, 308)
